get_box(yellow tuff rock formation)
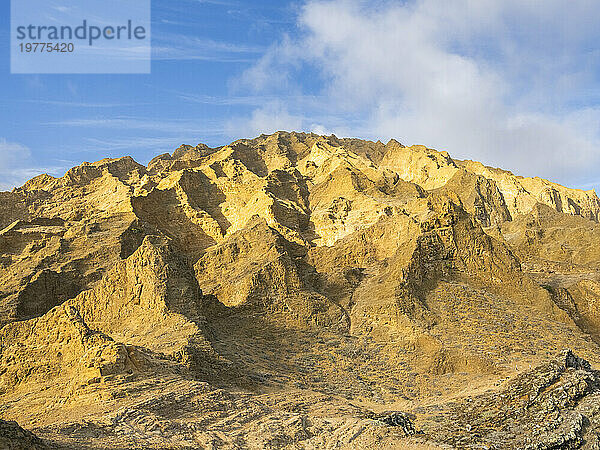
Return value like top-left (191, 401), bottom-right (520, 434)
top-left (1, 132), bottom-right (600, 448)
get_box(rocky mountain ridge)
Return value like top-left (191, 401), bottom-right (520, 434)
top-left (1, 131), bottom-right (600, 448)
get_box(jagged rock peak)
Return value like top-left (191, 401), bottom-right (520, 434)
top-left (172, 143), bottom-right (214, 160)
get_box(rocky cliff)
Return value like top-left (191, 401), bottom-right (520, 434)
top-left (1, 131), bottom-right (600, 448)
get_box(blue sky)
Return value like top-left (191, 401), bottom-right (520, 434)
top-left (1, 0), bottom-right (600, 192)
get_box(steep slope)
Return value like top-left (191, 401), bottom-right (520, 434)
top-left (0, 235), bottom-right (223, 396)
top-left (0, 157), bottom-right (154, 327)
top-left (194, 216), bottom-right (348, 330)
top-left (501, 203), bottom-right (600, 268)
top-left (433, 169), bottom-right (512, 227)
top-left (461, 159), bottom-right (600, 221)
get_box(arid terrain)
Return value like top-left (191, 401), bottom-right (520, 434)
top-left (2, 132), bottom-right (600, 449)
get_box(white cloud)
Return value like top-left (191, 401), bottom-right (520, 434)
top-left (0, 139), bottom-right (31, 172)
top-left (225, 100), bottom-right (305, 137)
top-left (0, 139), bottom-right (67, 191)
top-left (310, 124), bottom-right (332, 135)
top-left (236, 0), bottom-right (600, 188)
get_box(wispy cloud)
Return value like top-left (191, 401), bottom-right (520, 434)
top-left (51, 6), bottom-right (71, 13)
top-left (83, 136), bottom-right (217, 153)
top-left (176, 91), bottom-right (324, 107)
top-left (225, 100), bottom-right (304, 138)
top-left (152, 35), bottom-right (264, 62)
top-left (177, 93), bottom-right (270, 106)
top-left (193, 0), bottom-right (239, 5)
top-left (44, 116), bottom-right (228, 136)
top-left (0, 139), bottom-right (70, 190)
top-left (25, 100), bottom-right (146, 108)
top-left (154, 0), bottom-right (240, 18)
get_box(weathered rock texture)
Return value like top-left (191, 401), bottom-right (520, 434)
top-left (1, 131), bottom-right (600, 448)
top-left (422, 350), bottom-right (600, 449)
top-left (0, 419), bottom-right (48, 449)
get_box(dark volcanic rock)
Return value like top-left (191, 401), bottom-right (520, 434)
top-left (0, 420), bottom-right (48, 449)
top-left (423, 350), bottom-right (600, 449)
top-left (366, 411), bottom-right (418, 435)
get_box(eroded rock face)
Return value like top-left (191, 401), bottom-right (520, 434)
top-left (0, 235), bottom-right (219, 394)
top-left (423, 350), bottom-right (600, 449)
top-left (501, 203), bottom-right (600, 268)
top-left (1, 132), bottom-right (600, 448)
top-left (460, 159), bottom-right (600, 222)
top-left (194, 217), bottom-right (348, 331)
top-left (0, 159), bottom-right (157, 327)
top-left (435, 170), bottom-right (513, 227)
top-left (0, 305), bottom-right (137, 393)
top-left (374, 138), bottom-right (600, 224)
top-left (0, 419), bottom-right (48, 449)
